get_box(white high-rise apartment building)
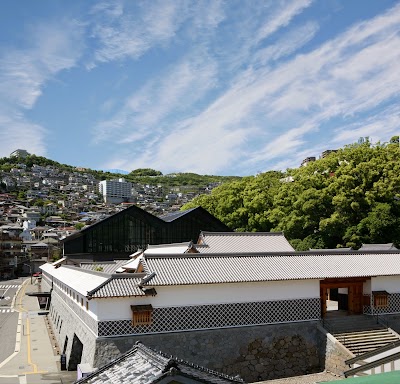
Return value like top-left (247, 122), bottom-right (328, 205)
top-left (99, 178), bottom-right (133, 204)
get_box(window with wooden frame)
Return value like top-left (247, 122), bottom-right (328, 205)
top-left (373, 291), bottom-right (389, 308)
top-left (131, 305), bottom-right (153, 326)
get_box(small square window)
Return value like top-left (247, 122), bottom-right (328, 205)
top-left (373, 291), bottom-right (389, 308)
top-left (131, 305), bottom-right (153, 326)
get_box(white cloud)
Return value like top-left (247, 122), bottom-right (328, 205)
top-left (0, 110), bottom-right (47, 158)
top-left (100, 2), bottom-right (400, 175)
top-left (255, 0), bottom-right (314, 43)
top-left (93, 50), bottom-right (218, 144)
top-left (253, 21), bottom-right (319, 65)
top-left (0, 18), bottom-right (85, 157)
top-left (90, 0), bottom-right (193, 63)
top-left (332, 105), bottom-right (400, 145)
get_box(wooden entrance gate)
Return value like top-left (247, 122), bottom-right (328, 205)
top-left (320, 278), bottom-right (368, 317)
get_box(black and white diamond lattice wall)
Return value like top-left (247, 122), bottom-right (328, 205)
top-left (98, 298), bottom-right (320, 337)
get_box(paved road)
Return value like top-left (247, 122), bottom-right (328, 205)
top-left (0, 279), bottom-right (22, 363)
top-left (0, 310), bottom-right (19, 364)
top-left (0, 278), bottom-right (76, 384)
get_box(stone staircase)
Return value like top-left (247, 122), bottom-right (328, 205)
top-left (323, 315), bottom-right (400, 355)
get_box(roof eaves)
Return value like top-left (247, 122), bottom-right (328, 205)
top-left (87, 276), bottom-right (113, 299)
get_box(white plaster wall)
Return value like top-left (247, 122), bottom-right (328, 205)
top-left (371, 276), bottom-right (400, 292)
top-left (363, 280), bottom-right (371, 295)
top-left (95, 279), bottom-right (320, 321)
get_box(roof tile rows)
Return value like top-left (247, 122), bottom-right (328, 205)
top-left (142, 251), bottom-right (400, 286)
top-left (88, 277), bottom-right (149, 298)
top-left (75, 341), bottom-right (244, 384)
top-left (197, 231), bottom-right (295, 253)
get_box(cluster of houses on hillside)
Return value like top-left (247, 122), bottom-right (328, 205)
top-left (1, 160), bottom-right (211, 215)
top-left (0, 150), bottom-right (222, 278)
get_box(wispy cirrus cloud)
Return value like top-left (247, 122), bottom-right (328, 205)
top-left (98, 0), bottom-right (318, 173)
top-left (332, 104), bottom-right (400, 145)
top-left (93, 50), bottom-right (218, 144)
top-left (89, 0), bottom-right (225, 66)
top-left (95, 1), bottom-right (400, 175)
top-left (0, 18), bottom-right (85, 157)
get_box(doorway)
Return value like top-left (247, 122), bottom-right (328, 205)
top-left (68, 334), bottom-right (83, 370)
top-left (320, 278), bottom-right (368, 317)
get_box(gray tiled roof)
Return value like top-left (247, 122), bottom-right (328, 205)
top-left (80, 260), bottom-right (129, 274)
top-left (74, 342), bottom-right (244, 384)
top-left (359, 243), bottom-right (398, 251)
top-left (197, 231), bottom-right (295, 253)
top-left (87, 276), bottom-right (152, 299)
top-left (142, 251), bottom-right (400, 286)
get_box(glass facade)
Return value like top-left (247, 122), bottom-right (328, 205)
top-left (64, 206), bottom-right (230, 255)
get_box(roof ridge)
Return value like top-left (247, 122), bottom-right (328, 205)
top-left (138, 342), bottom-right (244, 382)
top-left (61, 264), bottom-right (111, 277)
top-left (201, 231), bottom-right (284, 236)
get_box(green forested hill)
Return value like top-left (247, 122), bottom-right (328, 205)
top-left (0, 155), bottom-right (240, 190)
top-left (182, 138), bottom-right (400, 250)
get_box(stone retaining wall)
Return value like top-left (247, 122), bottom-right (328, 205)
top-left (317, 325), bottom-right (353, 376)
top-left (94, 322), bottom-right (322, 382)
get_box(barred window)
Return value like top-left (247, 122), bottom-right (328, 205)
top-left (373, 291), bottom-right (389, 308)
top-left (131, 305), bottom-right (153, 326)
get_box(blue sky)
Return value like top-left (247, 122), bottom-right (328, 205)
top-left (1, 0), bottom-right (399, 176)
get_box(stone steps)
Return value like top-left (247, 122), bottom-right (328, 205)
top-left (324, 315), bottom-right (400, 355)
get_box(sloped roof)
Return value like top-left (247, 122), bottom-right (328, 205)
top-left (359, 243), bottom-right (398, 251)
top-left (80, 260), bottom-right (129, 274)
top-left (197, 231), bottom-right (295, 253)
top-left (41, 263), bottom-right (152, 299)
top-left (145, 242), bottom-right (194, 254)
top-left (62, 205), bottom-right (166, 242)
top-left (142, 251), bottom-right (400, 286)
top-left (309, 248), bottom-right (352, 252)
top-left (158, 207), bottom-right (197, 222)
top-left (87, 276), bottom-right (155, 299)
top-left (74, 341), bottom-right (244, 384)
top-left (31, 242), bottom-right (48, 248)
top-left (40, 264), bottom-right (108, 296)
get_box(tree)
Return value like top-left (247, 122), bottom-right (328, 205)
top-left (183, 138), bottom-right (400, 250)
top-left (129, 168), bottom-right (163, 176)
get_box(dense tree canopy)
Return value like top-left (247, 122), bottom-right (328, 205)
top-left (183, 140), bottom-right (400, 250)
top-left (129, 168), bottom-right (163, 176)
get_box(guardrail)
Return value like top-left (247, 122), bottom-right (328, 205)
top-left (345, 350), bottom-right (400, 377)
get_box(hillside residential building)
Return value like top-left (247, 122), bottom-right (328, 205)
top-left (10, 149), bottom-right (30, 158)
top-left (98, 178), bottom-right (133, 204)
top-left (38, 233), bottom-right (400, 381)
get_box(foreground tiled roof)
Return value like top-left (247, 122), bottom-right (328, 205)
top-left (197, 231), bottom-right (295, 253)
top-left (142, 251), bottom-right (400, 286)
top-left (41, 264), bottom-right (153, 299)
top-left (75, 342), bottom-right (244, 384)
top-left (87, 276), bottom-right (156, 299)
